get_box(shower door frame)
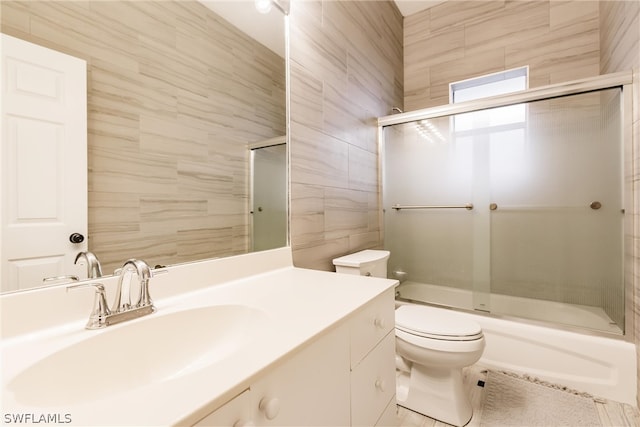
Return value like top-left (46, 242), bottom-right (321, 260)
top-left (377, 71), bottom-right (635, 339)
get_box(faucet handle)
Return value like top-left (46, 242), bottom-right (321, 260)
top-left (67, 283), bottom-right (112, 329)
top-left (43, 275), bottom-right (79, 284)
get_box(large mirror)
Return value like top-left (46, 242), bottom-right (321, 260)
top-left (0, 0), bottom-right (288, 293)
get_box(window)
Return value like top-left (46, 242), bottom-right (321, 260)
top-left (449, 66), bottom-right (528, 103)
top-left (450, 67), bottom-right (529, 131)
top-left (450, 67), bottom-right (529, 185)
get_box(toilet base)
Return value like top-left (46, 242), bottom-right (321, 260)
top-left (396, 363), bottom-right (473, 427)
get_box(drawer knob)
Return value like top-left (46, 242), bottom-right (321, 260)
top-left (233, 420), bottom-right (255, 427)
top-left (259, 397), bottom-right (280, 420)
top-left (375, 379), bottom-right (387, 392)
top-left (374, 317), bottom-right (386, 329)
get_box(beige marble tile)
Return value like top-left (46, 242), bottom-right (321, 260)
top-left (88, 192), bottom-right (140, 234)
top-left (324, 187), bottom-right (369, 240)
top-left (348, 144), bottom-right (378, 193)
top-left (289, 0), bottom-right (402, 270)
top-left (405, 24), bottom-right (465, 72)
top-left (404, 0), bottom-right (602, 109)
top-left (428, 0), bottom-right (505, 34)
top-left (290, 61), bottom-right (324, 133)
top-left (176, 227), bottom-right (238, 264)
top-left (0, 1), bottom-right (30, 34)
top-left (600, 1), bottom-right (640, 74)
top-left (464, 1), bottom-right (549, 54)
top-left (291, 237), bottom-right (350, 271)
top-left (323, 80), bottom-right (361, 146)
top-left (290, 122), bottom-right (349, 188)
top-left (289, 2), bottom-right (348, 94)
top-left (348, 231), bottom-right (382, 254)
top-left (404, 8), bottom-right (431, 47)
top-left (506, 16), bottom-right (599, 85)
top-left (290, 183), bottom-right (325, 245)
top-left (348, 48), bottom-right (394, 112)
top-left (89, 230), bottom-right (178, 274)
top-left (551, 0), bottom-right (599, 31)
top-left (429, 48), bottom-right (506, 100)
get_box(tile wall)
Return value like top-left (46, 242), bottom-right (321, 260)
top-left (288, 1), bottom-right (403, 270)
top-left (404, 0), bottom-right (600, 110)
top-left (1, 1), bottom-right (285, 273)
top-left (599, 0), bottom-right (640, 406)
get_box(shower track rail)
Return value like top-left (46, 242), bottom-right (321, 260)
top-left (377, 71), bottom-right (633, 127)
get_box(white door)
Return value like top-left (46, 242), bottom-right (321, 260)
top-left (1, 34), bottom-right (87, 292)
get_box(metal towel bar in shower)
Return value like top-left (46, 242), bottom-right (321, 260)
top-left (489, 201), bottom-right (604, 211)
top-left (391, 203), bottom-right (474, 211)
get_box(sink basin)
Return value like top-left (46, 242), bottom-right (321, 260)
top-left (7, 305), bottom-right (267, 407)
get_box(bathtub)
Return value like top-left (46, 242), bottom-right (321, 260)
top-left (395, 299), bottom-right (637, 406)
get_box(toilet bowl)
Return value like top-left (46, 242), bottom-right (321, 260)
top-left (332, 250), bottom-right (485, 427)
top-left (395, 304), bottom-right (485, 427)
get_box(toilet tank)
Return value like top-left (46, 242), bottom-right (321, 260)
top-left (332, 250), bottom-right (390, 278)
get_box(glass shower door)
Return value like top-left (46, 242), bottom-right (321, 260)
top-left (251, 143), bottom-right (287, 252)
top-left (383, 87), bottom-right (625, 334)
top-left (384, 118), bottom-right (480, 310)
top-left (489, 89), bottom-right (624, 333)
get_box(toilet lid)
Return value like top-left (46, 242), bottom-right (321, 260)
top-left (396, 305), bottom-right (482, 339)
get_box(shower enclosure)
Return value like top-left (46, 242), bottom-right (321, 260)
top-left (250, 138), bottom-right (287, 252)
top-left (379, 72), bottom-right (633, 335)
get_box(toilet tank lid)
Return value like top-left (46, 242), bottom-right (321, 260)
top-left (396, 304), bottom-right (482, 337)
top-left (332, 250), bottom-right (390, 267)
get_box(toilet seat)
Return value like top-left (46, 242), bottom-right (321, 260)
top-left (396, 304), bottom-right (483, 341)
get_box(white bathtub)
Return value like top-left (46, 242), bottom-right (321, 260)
top-left (396, 300), bottom-right (637, 406)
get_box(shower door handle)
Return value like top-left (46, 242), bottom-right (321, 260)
top-left (489, 202), bottom-right (604, 211)
top-left (391, 203), bottom-right (473, 211)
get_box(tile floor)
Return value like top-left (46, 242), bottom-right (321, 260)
top-left (395, 365), bottom-right (640, 427)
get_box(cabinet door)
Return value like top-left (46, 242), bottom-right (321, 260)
top-left (251, 323), bottom-right (351, 426)
top-left (351, 331), bottom-right (396, 426)
top-left (376, 397), bottom-right (399, 427)
top-left (194, 389), bottom-right (253, 427)
top-left (350, 289), bottom-right (395, 368)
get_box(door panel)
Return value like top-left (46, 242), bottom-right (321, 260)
top-left (1, 34), bottom-right (87, 292)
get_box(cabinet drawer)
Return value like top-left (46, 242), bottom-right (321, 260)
top-left (351, 331), bottom-right (396, 427)
top-left (350, 288), bottom-right (395, 368)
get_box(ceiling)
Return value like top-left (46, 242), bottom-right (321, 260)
top-left (198, 0), bottom-right (445, 57)
top-left (393, 0), bottom-right (446, 17)
top-left (199, 0), bottom-right (286, 57)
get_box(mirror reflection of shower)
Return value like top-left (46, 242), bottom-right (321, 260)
top-left (250, 138), bottom-right (287, 252)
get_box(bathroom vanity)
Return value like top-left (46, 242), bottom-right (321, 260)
top-left (0, 248), bottom-right (398, 426)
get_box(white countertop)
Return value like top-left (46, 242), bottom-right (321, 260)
top-left (1, 248), bottom-right (397, 426)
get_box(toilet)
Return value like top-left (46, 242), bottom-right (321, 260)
top-left (333, 250), bottom-right (485, 427)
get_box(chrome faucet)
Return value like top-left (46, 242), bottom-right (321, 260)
top-left (112, 259), bottom-right (153, 313)
top-left (74, 251), bottom-right (103, 279)
top-left (67, 258), bottom-right (158, 329)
